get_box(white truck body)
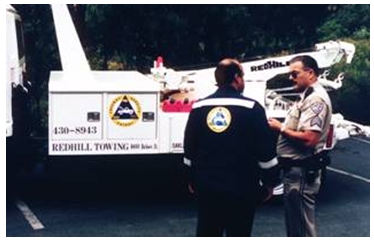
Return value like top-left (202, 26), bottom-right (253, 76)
top-left (49, 71), bottom-right (162, 155)
top-left (47, 4), bottom-right (369, 156)
top-left (48, 5), bottom-right (188, 155)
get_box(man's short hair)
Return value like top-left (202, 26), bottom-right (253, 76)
top-left (290, 55), bottom-right (320, 76)
top-left (215, 59), bottom-right (243, 86)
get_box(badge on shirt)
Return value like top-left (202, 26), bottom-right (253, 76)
top-left (310, 102), bottom-right (324, 115)
top-left (206, 107), bottom-right (231, 133)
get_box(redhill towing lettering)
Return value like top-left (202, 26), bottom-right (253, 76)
top-left (52, 142), bottom-right (157, 152)
top-left (250, 60), bottom-right (290, 72)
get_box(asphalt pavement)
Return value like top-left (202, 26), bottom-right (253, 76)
top-left (6, 137), bottom-right (370, 237)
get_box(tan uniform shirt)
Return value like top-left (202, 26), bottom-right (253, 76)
top-left (277, 82), bottom-right (332, 160)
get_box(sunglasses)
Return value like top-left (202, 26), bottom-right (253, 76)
top-left (289, 68), bottom-right (313, 79)
top-left (289, 71), bottom-right (300, 79)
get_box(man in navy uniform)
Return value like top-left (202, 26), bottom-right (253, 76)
top-left (184, 58), bottom-right (279, 237)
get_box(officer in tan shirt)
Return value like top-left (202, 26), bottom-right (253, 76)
top-left (268, 55), bottom-right (332, 237)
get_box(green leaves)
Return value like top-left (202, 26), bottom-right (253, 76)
top-left (318, 5), bottom-right (369, 124)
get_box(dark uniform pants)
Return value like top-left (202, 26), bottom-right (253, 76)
top-left (196, 190), bottom-right (256, 237)
top-left (283, 167), bottom-right (321, 237)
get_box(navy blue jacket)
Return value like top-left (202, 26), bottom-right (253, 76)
top-left (184, 87), bottom-right (278, 196)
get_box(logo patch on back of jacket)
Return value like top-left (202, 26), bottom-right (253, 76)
top-left (206, 107), bottom-right (231, 133)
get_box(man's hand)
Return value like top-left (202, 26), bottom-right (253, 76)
top-left (188, 183), bottom-right (196, 195)
top-left (262, 186), bottom-right (274, 203)
top-left (268, 118), bottom-right (282, 132)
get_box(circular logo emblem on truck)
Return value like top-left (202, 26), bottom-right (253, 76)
top-left (109, 95), bottom-right (142, 127)
top-left (206, 107), bottom-right (231, 133)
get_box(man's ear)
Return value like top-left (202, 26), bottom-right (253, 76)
top-left (231, 76), bottom-right (239, 89)
top-left (233, 74), bottom-right (241, 83)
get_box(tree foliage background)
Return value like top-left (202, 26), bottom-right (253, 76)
top-left (14, 4), bottom-right (370, 135)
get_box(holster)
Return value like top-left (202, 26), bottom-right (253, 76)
top-left (279, 152), bottom-right (330, 184)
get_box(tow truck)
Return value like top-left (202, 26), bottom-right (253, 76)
top-left (7, 5), bottom-right (370, 191)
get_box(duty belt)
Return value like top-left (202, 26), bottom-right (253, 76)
top-left (278, 152), bottom-right (330, 170)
